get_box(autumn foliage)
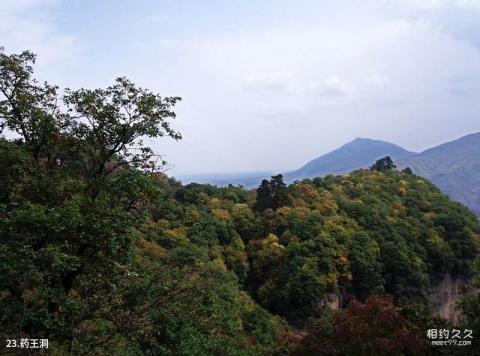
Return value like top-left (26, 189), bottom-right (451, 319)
top-left (288, 295), bottom-right (429, 355)
top-left (1, 49), bottom-right (479, 355)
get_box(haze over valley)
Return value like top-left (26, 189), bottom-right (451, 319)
top-left (2, 1), bottom-right (480, 354)
top-left (180, 132), bottom-right (480, 215)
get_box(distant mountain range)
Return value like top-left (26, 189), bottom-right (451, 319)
top-left (283, 137), bottom-right (416, 182)
top-left (177, 132), bottom-right (480, 215)
top-left (397, 133), bottom-right (480, 215)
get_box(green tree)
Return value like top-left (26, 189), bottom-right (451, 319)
top-left (270, 174), bottom-right (292, 209)
top-left (348, 232), bottom-right (384, 300)
top-left (231, 203), bottom-right (257, 240)
top-left (254, 174), bottom-right (291, 212)
top-left (370, 156), bottom-right (396, 171)
top-left (0, 49), bottom-right (182, 353)
top-left (254, 179), bottom-right (272, 212)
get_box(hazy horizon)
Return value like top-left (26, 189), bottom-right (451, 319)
top-left (176, 132), bottom-right (480, 178)
top-left (177, 135), bottom-right (416, 177)
top-left (2, 0), bottom-right (480, 174)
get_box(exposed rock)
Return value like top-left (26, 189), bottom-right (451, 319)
top-left (321, 292), bottom-right (342, 311)
top-left (318, 276), bottom-right (469, 326)
top-left (429, 274), bottom-right (465, 325)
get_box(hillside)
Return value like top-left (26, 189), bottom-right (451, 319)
top-left (182, 134), bottom-right (480, 216)
top-left (4, 128), bottom-right (480, 353)
top-left (284, 137), bottom-right (416, 182)
top-left (398, 132), bottom-right (480, 215)
top-left (151, 169), bottom-right (480, 353)
top-left (2, 49), bottom-right (479, 355)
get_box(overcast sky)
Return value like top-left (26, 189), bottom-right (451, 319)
top-left (2, 0), bottom-right (480, 174)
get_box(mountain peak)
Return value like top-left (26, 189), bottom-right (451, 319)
top-left (348, 137), bottom-right (393, 145)
top-left (352, 137), bottom-right (370, 142)
top-left (285, 138), bottom-right (416, 182)
top-left (345, 137), bottom-right (393, 148)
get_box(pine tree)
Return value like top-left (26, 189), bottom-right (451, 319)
top-left (270, 174), bottom-right (291, 209)
top-left (255, 179), bottom-right (272, 212)
top-left (370, 156), bottom-right (396, 171)
top-left (254, 174), bottom-right (291, 212)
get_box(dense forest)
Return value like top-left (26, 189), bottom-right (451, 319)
top-left (1, 50), bottom-right (479, 355)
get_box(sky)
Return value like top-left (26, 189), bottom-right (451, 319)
top-left (2, 0), bottom-right (480, 175)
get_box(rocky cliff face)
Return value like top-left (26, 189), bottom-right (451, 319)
top-left (321, 292), bottom-right (342, 310)
top-left (320, 275), bottom-right (467, 325)
top-left (429, 274), bottom-right (465, 325)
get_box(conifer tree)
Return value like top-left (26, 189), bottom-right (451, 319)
top-left (370, 156), bottom-right (396, 171)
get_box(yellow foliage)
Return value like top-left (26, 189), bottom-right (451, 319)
top-left (293, 198), bottom-right (308, 208)
top-left (276, 206), bottom-right (291, 216)
top-left (322, 215), bottom-right (358, 236)
top-left (157, 218), bottom-right (171, 229)
top-left (237, 291), bottom-right (255, 313)
top-left (185, 207), bottom-right (200, 223)
top-left (209, 197), bottom-right (221, 209)
top-left (423, 212), bottom-right (436, 220)
top-left (315, 190), bottom-right (338, 215)
top-left (136, 238), bottom-right (166, 258)
top-left (247, 189), bottom-right (256, 202)
top-left (318, 272), bottom-right (338, 290)
top-left (265, 233), bottom-right (285, 251)
top-left (212, 208), bottom-right (232, 222)
top-left (198, 192), bottom-right (211, 204)
top-left (293, 206), bottom-right (310, 219)
top-left (164, 227), bottom-right (189, 243)
top-left (297, 183), bottom-right (319, 203)
top-left (213, 257), bottom-right (227, 271)
top-left (232, 203), bottom-right (254, 221)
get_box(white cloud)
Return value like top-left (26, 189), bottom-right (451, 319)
top-left (0, 0), bottom-right (82, 76)
top-left (3, 1), bottom-right (480, 174)
top-left (308, 76), bottom-right (353, 97)
top-left (365, 74), bottom-right (390, 86)
top-left (405, 0), bottom-right (480, 10)
top-left (162, 13), bottom-right (480, 172)
top-left (244, 70), bottom-right (294, 94)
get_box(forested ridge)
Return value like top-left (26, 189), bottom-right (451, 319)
top-left (1, 50), bottom-right (479, 355)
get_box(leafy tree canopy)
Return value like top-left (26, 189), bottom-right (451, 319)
top-left (1, 49), bottom-right (479, 355)
top-left (371, 156), bottom-right (396, 171)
